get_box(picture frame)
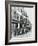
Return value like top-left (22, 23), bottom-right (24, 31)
top-left (5, 1), bottom-right (37, 45)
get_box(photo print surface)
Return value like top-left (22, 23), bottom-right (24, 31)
top-left (8, 5), bottom-right (35, 42)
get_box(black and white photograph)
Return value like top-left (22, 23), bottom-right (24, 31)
top-left (5, 1), bottom-right (37, 45)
